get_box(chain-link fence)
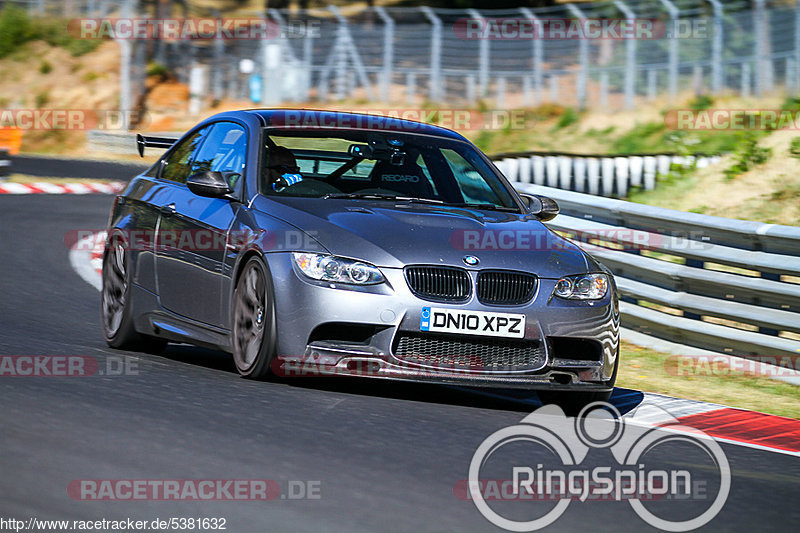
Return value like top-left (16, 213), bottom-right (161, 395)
top-left (6, 0), bottom-right (800, 113)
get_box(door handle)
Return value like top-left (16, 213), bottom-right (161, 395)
top-left (160, 203), bottom-right (176, 216)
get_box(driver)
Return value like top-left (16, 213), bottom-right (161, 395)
top-left (266, 146), bottom-right (303, 192)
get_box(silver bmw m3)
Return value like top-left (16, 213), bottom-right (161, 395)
top-left (102, 109), bottom-right (619, 407)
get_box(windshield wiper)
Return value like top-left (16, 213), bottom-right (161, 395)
top-left (446, 202), bottom-right (520, 212)
top-left (322, 193), bottom-right (446, 205)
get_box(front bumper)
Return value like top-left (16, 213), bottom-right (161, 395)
top-left (265, 252), bottom-right (619, 390)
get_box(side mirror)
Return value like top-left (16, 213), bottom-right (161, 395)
top-left (186, 171), bottom-right (234, 198)
top-left (519, 193), bottom-right (559, 221)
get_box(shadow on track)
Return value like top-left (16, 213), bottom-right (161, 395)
top-left (149, 343), bottom-right (645, 416)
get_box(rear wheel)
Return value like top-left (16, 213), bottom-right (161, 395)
top-left (232, 257), bottom-right (276, 379)
top-left (101, 235), bottom-right (166, 352)
top-left (538, 348), bottom-right (619, 415)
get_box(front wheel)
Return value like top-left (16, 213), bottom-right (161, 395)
top-left (231, 256), bottom-right (276, 379)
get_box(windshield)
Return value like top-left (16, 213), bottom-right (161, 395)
top-left (259, 129), bottom-right (519, 211)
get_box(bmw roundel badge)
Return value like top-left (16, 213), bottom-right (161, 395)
top-left (462, 255), bottom-right (480, 266)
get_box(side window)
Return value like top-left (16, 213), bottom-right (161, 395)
top-left (191, 122), bottom-right (248, 194)
top-left (159, 126), bottom-right (210, 184)
top-left (191, 123), bottom-right (246, 174)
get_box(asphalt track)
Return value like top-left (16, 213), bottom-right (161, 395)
top-left (7, 155), bottom-right (147, 180)
top-left (1, 193), bottom-right (799, 532)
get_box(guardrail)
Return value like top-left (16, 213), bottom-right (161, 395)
top-left (495, 151), bottom-right (722, 198)
top-left (512, 182), bottom-right (800, 360)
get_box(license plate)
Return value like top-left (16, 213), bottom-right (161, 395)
top-left (420, 307), bottom-right (526, 338)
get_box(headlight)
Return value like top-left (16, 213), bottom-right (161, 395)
top-left (553, 273), bottom-right (608, 300)
top-left (292, 253), bottom-right (385, 285)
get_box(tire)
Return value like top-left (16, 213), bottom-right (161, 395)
top-left (231, 256), bottom-right (277, 379)
top-left (538, 347), bottom-right (619, 416)
top-left (101, 235), bottom-right (167, 353)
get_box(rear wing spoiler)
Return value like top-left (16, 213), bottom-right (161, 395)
top-left (136, 134), bottom-right (177, 157)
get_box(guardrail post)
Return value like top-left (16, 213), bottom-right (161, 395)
top-left (566, 4), bottom-right (589, 109)
top-left (519, 8), bottom-right (543, 106)
top-left (586, 158), bottom-right (600, 195)
top-left (573, 158), bottom-right (586, 193)
top-left (658, 0), bottom-right (680, 101)
top-left (531, 156), bottom-right (545, 185)
top-left (374, 7), bottom-right (395, 103)
top-left (421, 7), bottom-right (443, 102)
top-left (545, 156), bottom-right (559, 188)
top-left (614, 1), bottom-right (637, 110)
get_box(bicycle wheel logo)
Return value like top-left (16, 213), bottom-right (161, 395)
top-left (467, 402), bottom-right (730, 532)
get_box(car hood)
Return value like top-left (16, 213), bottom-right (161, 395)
top-left (252, 196), bottom-right (595, 277)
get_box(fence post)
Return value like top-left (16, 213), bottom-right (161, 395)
top-left (754, 0), bottom-right (772, 95)
top-left (406, 71), bottom-right (416, 104)
top-left (658, 0), bottom-right (679, 101)
top-left (614, 1), bottom-right (637, 110)
top-left (549, 75), bottom-right (559, 102)
top-left (707, 0), bottom-right (723, 94)
top-left (302, 26), bottom-right (313, 101)
top-left (566, 3), bottom-right (588, 109)
top-left (522, 75), bottom-right (532, 106)
top-left (742, 62), bottom-right (751, 97)
top-left (796, 0), bottom-right (800, 92)
top-left (599, 71), bottom-right (609, 108)
top-left (116, 0), bottom-right (134, 131)
top-left (519, 8), bottom-right (543, 106)
top-left (374, 7), bottom-right (395, 103)
top-left (465, 75), bottom-right (476, 105)
top-left (420, 7), bottom-right (443, 102)
top-left (647, 70), bottom-right (657, 100)
top-left (212, 33), bottom-right (224, 102)
top-left (693, 65), bottom-right (703, 95)
top-left (468, 9), bottom-right (490, 98)
top-left (325, 6), bottom-right (375, 101)
top-left (496, 77), bottom-right (506, 109)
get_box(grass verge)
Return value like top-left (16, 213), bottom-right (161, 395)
top-left (618, 341), bottom-right (800, 419)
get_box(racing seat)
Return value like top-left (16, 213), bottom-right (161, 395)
top-left (365, 159), bottom-right (436, 198)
